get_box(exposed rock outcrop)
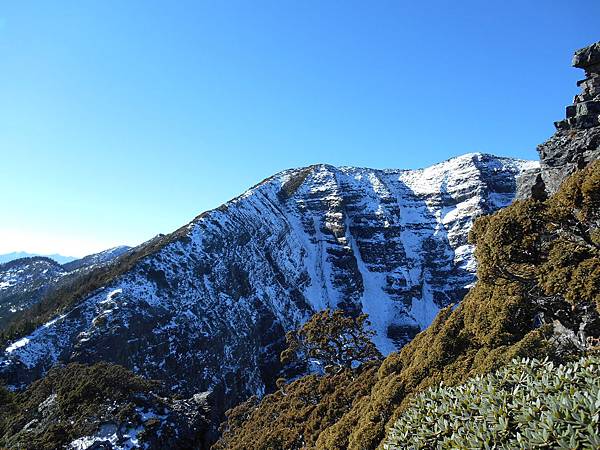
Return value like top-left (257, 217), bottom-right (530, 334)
top-left (521, 41), bottom-right (600, 198)
top-left (0, 154), bottom-right (534, 427)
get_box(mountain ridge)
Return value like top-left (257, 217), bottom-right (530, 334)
top-left (2, 40), bottom-right (599, 450)
top-left (0, 252), bottom-right (77, 265)
top-left (0, 153), bottom-right (535, 426)
top-left (0, 246), bottom-right (132, 331)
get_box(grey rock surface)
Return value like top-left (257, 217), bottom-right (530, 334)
top-left (0, 154), bottom-right (535, 423)
top-left (515, 167), bottom-right (543, 201)
top-left (521, 41), bottom-right (600, 198)
top-left (573, 41), bottom-right (600, 71)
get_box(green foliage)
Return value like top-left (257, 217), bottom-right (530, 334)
top-left (281, 309), bottom-right (382, 372)
top-left (469, 200), bottom-right (546, 283)
top-left (0, 362), bottom-right (160, 449)
top-left (314, 289), bottom-right (552, 450)
top-left (384, 355), bottom-right (600, 449)
top-left (214, 163), bottom-right (600, 450)
top-left (471, 161), bottom-right (600, 312)
top-left (0, 382), bottom-right (17, 437)
top-left (214, 309), bottom-right (381, 450)
top-left (214, 363), bottom-right (379, 450)
top-left (316, 163), bottom-right (600, 450)
top-left (535, 165), bottom-right (600, 312)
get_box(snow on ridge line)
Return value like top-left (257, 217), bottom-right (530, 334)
top-left (337, 152), bottom-right (538, 174)
top-left (184, 153), bottom-right (536, 238)
top-left (0, 152), bottom-right (535, 392)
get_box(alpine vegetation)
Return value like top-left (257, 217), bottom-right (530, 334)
top-left (384, 356), bottom-right (600, 450)
top-left (280, 309), bottom-right (381, 373)
top-left (212, 159), bottom-right (600, 450)
top-left (0, 154), bottom-right (532, 419)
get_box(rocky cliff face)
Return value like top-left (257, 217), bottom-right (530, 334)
top-left (519, 41), bottom-right (600, 199)
top-left (0, 153), bottom-right (535, 417)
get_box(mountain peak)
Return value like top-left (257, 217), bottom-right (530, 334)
top-left (2, 153), bottom-right (534, 406)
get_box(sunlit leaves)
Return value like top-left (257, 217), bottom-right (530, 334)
top-left (384, 356), bottom-right (600, 449)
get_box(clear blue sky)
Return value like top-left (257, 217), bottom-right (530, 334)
top-left (1, 1), bottom-right (598, 256)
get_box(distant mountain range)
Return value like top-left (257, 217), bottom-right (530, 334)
top-left (0, 246), bottom-right (131, 329)
top-left (0, 252), bottom-right (78, 265)
top-left (0, 153), bottom-right (535, 418)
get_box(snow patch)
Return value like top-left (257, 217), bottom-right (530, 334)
top-left (5, 337), bottom-right (30, 353)
top-left (68, 423), bottom-right (143, 450)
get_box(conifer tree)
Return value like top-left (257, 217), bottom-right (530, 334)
top-left (280, 309), bottom-right (381, 373)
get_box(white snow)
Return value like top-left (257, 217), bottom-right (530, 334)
top-left (1, 153), bottom-right (536, 395)
top-left (411, 287), bottom-right (440, 330)
top-left (99, 288), bottom-right (123, 304)
top-left (346, 225), bottom-right (396, 354)
top-left (43, 314), bottom-right (67, 328)
top-left (5, 337), bottom-right (30, 353)
top-left (68, 423), bottom-right (142, 450)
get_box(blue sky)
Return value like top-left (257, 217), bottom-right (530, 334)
top-left (1, 1), bottom-right (599, 256)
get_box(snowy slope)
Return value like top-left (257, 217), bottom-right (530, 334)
top-left (0, 153), bottom-right (537, 413)
top-left (62, 246), bottom-right (131, 272)
top-left (0, 257), bottom-right (67, 328)
top-left (0, 247), bottom-right (131, 329)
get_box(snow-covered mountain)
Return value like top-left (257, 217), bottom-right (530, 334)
top-left (0, 153), bottom-right (537, 415)
top-left (62, 245), bottom-right (131, 272)
top-left (0, 246), bottom-right (131, 329)
top-left (0, 257), bottom-right (67, 329)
